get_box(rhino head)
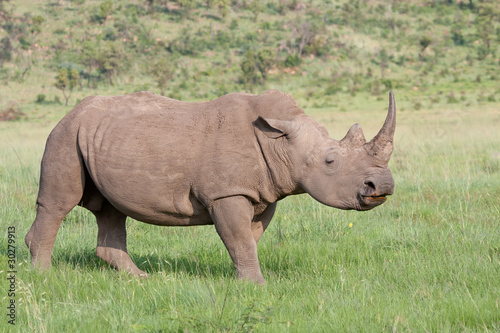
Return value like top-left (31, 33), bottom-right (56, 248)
top-left (256, 92), bottom-right (396, 211)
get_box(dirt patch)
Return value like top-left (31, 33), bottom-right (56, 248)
top-left (0, 104), bottom-right (26, 121)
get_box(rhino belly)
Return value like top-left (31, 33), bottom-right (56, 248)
top-left (91, 165), bottom-right (211, 226)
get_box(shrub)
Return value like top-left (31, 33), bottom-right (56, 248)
top-left (255, 48), bottom-right (275, 83)
top-left (380, 78), bottom-right (393, 90)
top-left (229, 19), bottom-right (238, 30)
top-left (18, 35), bottom-right (32, 50)
top-left (284, 54), bottom-right (302, 68)
top-left (54, 67), bottom-right (80, 106)
top-left (446, 91), bottom-right (459, 104)
top-left (0, 104), bottom-right (25, 121)
top-left (240, 50), bottom-right (261, 92)
top-left (324, 83), bottom-right (341, 96)
top-left (99, 0), bottom-right (114, 21)
top-left (147, 57), bottom-right (176, 96)
top-left (35, 94), bottom-right (46, 104)
top-left (0, 37), bottom-right (12, 68)
top-left (30, 15), bottom-right (45, 33)
top-left (419, 36), bottom-right (432, 52)
top-left (214, 30), bottom-right (232, 49)
top-left (451, 27), bottom-right (466, 46)
top-left (102, 27), bottom-right (117, 41)
top-left (413, 101), bottom-right (423, 111)
top-left (476, 44), bottom-right (490, 60)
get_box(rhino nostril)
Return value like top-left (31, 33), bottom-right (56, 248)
top-left (364, 181), bottom-right (376, 191)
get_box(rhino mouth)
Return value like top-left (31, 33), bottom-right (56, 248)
top-left (364, 194), bottom-right (387, 202)
top-left (358, 194), bottom-right (389, 210)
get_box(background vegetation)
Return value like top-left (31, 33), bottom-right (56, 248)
top-left (0, 0), bottom-right (499, 114)
top-left (0, 0), bottom-right (499, 332)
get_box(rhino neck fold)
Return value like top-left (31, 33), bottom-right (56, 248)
top-left (254, 130), bottom-right (303, 202)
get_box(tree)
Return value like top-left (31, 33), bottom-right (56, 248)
top-left (281, 18), bottom-right (321, 59)
top-left (54, 67), bottom-right (80, 106)
top-left (419, 36), bottom-right (433, 53)
top-left (96, 41), bottom-right (126, 86)
top-left (255, 48), bottom-right (275, 84)
top-left (178, 0), bottom-right (196, 20)
top-left (148, 57), bottom-right (176, 96)
top-left (79, 40), bottom-right (99, 88)
top-left (240, 50), bottom-right (260, 92)
top-left (99, 0), bottom-right (113, 23)
top-left (239, 48), bottom-right (275, 91)
top-left (30, 15), bottom-right (45, 34)
top-left (476, 0), bottom-right (498, 49)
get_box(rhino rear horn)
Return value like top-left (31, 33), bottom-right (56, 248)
top-left (365, 91), bottom-right (396, 161)
top-left (340, 123), bottom-right (366, 147)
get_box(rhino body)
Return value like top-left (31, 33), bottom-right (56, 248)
top-left (26, 90), bottom-right (396, 283)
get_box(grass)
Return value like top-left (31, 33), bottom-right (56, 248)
top-left (1, 95), bottom-right (499, 332)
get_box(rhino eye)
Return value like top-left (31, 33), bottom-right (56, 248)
top-left (325, 151), bottom-right (337, 167)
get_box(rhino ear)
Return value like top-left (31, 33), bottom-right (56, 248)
top-left (340, 123), bottom-right (366, 148)
top-left (254, 116), bottom-right (296, 139)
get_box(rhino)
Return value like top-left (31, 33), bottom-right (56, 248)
top-left (26, 89), bottom-right (396, 284)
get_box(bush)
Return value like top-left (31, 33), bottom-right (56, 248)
top-left (380, 78), bottom-right (393, 90)
top-left (240, 50), bottom-right (261, 92)
top-left (102, 27), bottom-right (117, 41)
top-left (229, 19), bottom-right (238, 30)
top-left (413, 100), bottom-right (423, 110)
top-left (419, 36), bottom-right (432, 52)
top-left (446, 91), bottom-right (459, 104)
top-left (324, 83), bottom-right (341, 96)
top-left (284, 54), bottom-right (302, 68)
top-left (0, 104), bottom-right (25, 121)
top-left (35, 94), bottom-right (46, 104)
top-left (18, 35), bottom-right (32, 50)
top-left (30, 15), bottom-right (45, 33)
top-left (0, 37), bottom-right (12, 68)
top-left (476, 44), bottom-right (490, 60)
top-left (451, 27), bottom-right (466, 46)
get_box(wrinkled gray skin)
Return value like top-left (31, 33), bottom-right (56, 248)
top-left (26, 89), bottom-right (396, 284)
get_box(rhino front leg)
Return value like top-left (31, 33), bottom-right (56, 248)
top-left (251, 202), bottom-right (277, 244)
top-left (210, 196), bottom-right (265, 284)
top-left (93, 202), bottom-right (148, 277)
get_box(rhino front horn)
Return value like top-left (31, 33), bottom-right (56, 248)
top-left (365, 91), bottom-right (396, 161)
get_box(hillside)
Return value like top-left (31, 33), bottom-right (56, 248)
top-left (0, 0), bottom-right (499, 120)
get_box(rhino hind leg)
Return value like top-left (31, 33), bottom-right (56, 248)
top-left (93, 201), bottom-right (148, 277)
top-left (25, 146), bottom-right (85, 270)
top-left (26, 203), bottom-right (81, 270)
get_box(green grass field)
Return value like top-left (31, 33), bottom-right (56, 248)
top-left (1, 93), bottom-right (499, 332)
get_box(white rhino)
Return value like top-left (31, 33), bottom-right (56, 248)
top-left (26, 90), bottom-right (396, 284)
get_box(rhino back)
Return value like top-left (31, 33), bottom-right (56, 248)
top-left (70, 91), bottom-right (300, 225)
